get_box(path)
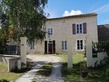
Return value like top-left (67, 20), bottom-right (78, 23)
top-left (15, 55), bottom-right (64, 82)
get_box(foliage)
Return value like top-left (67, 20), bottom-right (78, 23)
top-left (0, 0), bottom-right (48, 41)
top-left (92, 42), bottom-right (109, 55)
top-left (92, 42), bottom-right (109, 81)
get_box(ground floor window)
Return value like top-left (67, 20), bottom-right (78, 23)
top-left (76, 40), bottom-right (84, 51)
top-left (62, 41), bottom-right (67, 50)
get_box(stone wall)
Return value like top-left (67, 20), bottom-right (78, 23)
top-left (0, 55), bottom-right (20, 71)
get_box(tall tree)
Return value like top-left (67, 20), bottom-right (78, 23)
top-left (0, 0), bottom-right (48, 41)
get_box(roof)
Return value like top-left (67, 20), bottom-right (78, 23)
top-left (98, 24), bottom-right (109, 41)
top-left (47, 13), bottom-right (97, 20)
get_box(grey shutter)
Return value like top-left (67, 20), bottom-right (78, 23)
top-left (83, 23), bottom-right (87, 34)
top-left (72, 24), bottom-right (76, 34)
top-left (53, 40), bottom-right (55, 54)
top-left (44, 41), bottom-right (47, 54)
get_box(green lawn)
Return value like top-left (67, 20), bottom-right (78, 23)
top-left (56, 53), bottom-right (84, 64)
top-left (0, 63), bottom-right (25, 82)
top-left (55, 54), bottom-right (105, 82)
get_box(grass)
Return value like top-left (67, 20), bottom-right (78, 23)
top-left (61, 63), bottom-right (104, 82)
top-left (55, 54), bottom-right (106, 82)
top-left (0, 63), bottom-right (29, 82)
top-left (56, 53), bottom-right (84, 64)
top-left (37, 63), bottom-right (53, 76)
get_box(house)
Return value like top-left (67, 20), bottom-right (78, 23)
top-left (44, 13), bottom-right (98, 54)
top-left (7, 13), bottom-right (98, 55)
top-left (98, 24), bottom-right (109, 42)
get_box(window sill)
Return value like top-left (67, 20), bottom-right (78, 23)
top-left (76, 49), bottom-right (84, 51)
top-left (62, 50), bottom-right (67, 51)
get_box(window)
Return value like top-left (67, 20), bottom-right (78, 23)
top-left (76, 40), bottom-right (84, 50)
top-left (92, 53), bottom-right (97, 58)
top-left (48, 28), bottom-right (53, 36)
top-left (76, 24), bottom-right (83, 34)
top-left (72, 23), bottom-right (87, 34)
top-left (62, 41), bottom-right (67, 50)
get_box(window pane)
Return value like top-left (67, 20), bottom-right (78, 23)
top-left (78, 46), bottom-right (80, 50)
top-left (51, 28), bottom-right (52, 35)
top-left (80, 26), bottom-right (82, 33)
top-left (81, 46), bottom-right (83, 49)
top-left (65, 41), bottom-right (67, 50)
top-left (77, 25), bottom-right (79, 33)
top-left (48, 28), bottom-right (52, 35)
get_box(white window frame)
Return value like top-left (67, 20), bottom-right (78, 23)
top-left (76, 39), bottom-right (85, 51)
top-left (76, 23), bottom-right (83, 34)
top-left (62, 41), bottom-right (67, 51)
top-left (48, 28), bottom-right (53, 36)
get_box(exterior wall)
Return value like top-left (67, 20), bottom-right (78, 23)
top-left (27, 40), bottom-right (44, 54)
top-left (45, 15), bottom-right (98, 54)
top-left (86, 36), bottom-right (107, 67)
top-left (91, 52), bottom-right (107, 67)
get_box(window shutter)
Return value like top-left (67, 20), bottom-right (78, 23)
top-left (44, 41), bottom-right (47, 54)
top-left (72, 24), bottom-right (76, 34)
top-left (83, 23), bottom-right (87, 34)
top-left (53, 40), bottom-right (55, 54)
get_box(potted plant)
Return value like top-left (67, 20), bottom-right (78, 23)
top-left (80, 61), bottom-right (88, 78)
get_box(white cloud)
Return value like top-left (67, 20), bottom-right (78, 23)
top-left (63, 10), bottom-right (83, 16)
top-left (92, 4), bottom-right (109, 14)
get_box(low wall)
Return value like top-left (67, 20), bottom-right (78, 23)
top-left (0, 55), bottom-right (20, 71)
top-left (91, 52), bottom-right (107, 67)
top-left (86, 36), bottom-right (107, 67)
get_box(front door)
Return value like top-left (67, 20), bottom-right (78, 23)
top-left (44, 40), bottom-right (55, 54)
top-left (48, 42), bottom-right (53, 54)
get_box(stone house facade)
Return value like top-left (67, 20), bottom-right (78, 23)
top-left (44, 13), bottom-right (98, 54)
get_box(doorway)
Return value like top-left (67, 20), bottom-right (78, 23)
top-left (48, 41), bottom-right (53, 54)
top-left (44, 40), bottom-right (55, 54)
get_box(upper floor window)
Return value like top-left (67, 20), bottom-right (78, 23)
top-left (62, 41), bottom-right (67, 50)
top-left (72, 23), bottom-right (87, 34)
top-left (48, 28), bottom-right (53, 36)
top-left (76, 24), bottom-right (83, 34)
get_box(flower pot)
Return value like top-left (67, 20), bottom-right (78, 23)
top-left (81, 69), bottom-right (88, 78)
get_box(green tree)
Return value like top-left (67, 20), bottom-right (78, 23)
top-left (0, 0), bottom-right (48, 41)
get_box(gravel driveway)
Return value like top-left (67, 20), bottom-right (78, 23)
top-left (27, 55), bottom-right (61, 63)
top-left (16, 54), bottom-right (64, 82)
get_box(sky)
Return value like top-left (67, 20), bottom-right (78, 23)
top-left (44, 0), bottom-right (109, 25)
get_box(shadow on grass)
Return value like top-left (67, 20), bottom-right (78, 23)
top-left (12, 68), bottom-right (31, 73)
top-left (36, 63), bottom-right (53, 76)
top-left (61, 62), bottom-right (104, 82)
top-left (0, 79), bottom-right (9, 82)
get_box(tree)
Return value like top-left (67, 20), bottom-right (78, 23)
top-left (0, 0), bottom-right (48, 41)
top-left (0, 13), bottom-right (9, 54)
